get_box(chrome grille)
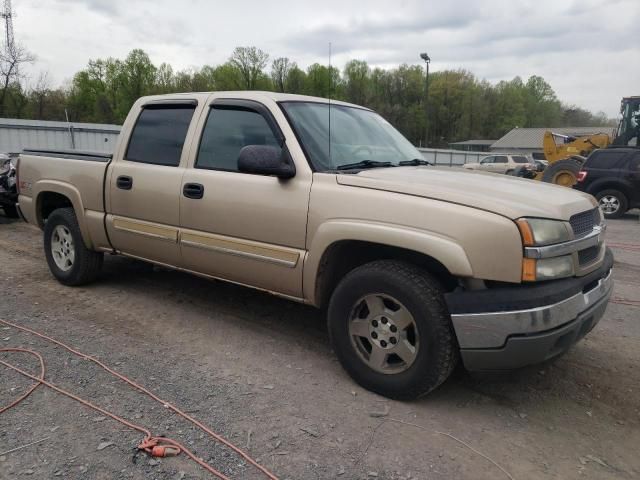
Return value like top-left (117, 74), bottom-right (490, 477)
top-left (578, 245), bottom-right (600, 266)
top-left (570, 209), bottom-right (599, 238)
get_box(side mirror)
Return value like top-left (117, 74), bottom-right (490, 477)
top-left (237, 145), bottom-right (296, 179)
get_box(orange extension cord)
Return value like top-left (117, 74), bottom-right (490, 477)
top-left (0, 319), bottom-right (278, 480)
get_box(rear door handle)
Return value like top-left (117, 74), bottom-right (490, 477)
top-left (116, 176), bottom-right (133, 190)
top-left (183, 183), bottom-right (204, 199)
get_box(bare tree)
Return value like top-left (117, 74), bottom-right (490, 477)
top-left (31, 71), bottom-right (51, 119)
top-left (0, 42), bottom-right (34, 116)
top-left (271, 57), bottom-right (295, 93)
top-left (229, 46), bottom-right (268, 90)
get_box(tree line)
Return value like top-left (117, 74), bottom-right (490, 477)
top-left (1, 47), bottom-right (614, 147)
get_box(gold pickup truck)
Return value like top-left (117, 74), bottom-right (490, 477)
top-left (15, 92), bottom-right (613, 399)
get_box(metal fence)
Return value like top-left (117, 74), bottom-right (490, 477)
top-left (0, 118), bottom-right (121, 154)
top-left (417, 147), bottom-right (488, 166)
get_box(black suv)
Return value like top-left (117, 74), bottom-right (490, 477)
top-left (574, 147), bottom-right (640, 219)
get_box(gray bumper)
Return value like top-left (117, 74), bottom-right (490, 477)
top-left (451, 269), bottom-right (613, 371)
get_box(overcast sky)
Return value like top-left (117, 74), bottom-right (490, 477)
top-left (15, 0), bottom-right (639, 116)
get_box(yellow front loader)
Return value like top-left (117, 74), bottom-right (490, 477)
top-left (538, 131), bottom-right (611, 186)
top-left (531, 96), bottom-right (639, 186)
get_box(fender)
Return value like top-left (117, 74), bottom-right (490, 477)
top-left (33, 180), bottom-right (95, 249)
top-left (303, 220), bottom-right (473, 305)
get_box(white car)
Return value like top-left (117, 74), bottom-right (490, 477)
top-left (463, 154), bottom-right (532, 175)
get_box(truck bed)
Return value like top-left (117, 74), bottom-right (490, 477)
top-left (17, 149), bottom-right (113, 233)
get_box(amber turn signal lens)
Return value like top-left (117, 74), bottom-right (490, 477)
top-left (516, 219), bottom-right (535, 246)
top-left (522, 258), bottom-right (537, 281)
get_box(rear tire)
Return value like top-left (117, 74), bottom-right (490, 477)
top-left (327, 260), bottom-right (457, 400)
top-left (595, 189), bottom-right (628, 219)
top-left (541, 158), bottom-right (583, 186)
top-left (44, 207), bottom-right (103, 286)
top-left (2, 204), bottom-right (19, 218)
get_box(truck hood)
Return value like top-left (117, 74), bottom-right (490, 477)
top-left (336, 167), bottom-right (597, 220)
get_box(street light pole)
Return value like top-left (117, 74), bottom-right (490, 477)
top-left (420, 52), bottom-right (430, 148)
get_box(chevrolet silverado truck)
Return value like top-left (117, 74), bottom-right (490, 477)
top-left (16, 92), bottom-right (613, 399)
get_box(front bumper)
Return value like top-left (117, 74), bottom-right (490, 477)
top-left (446, 248), bottom-right (614, 371)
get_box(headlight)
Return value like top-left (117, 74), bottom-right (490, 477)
top-left (517, 218), bottom-right (574, 281)
top-left (516, 218), bottom-right (571, 246)
top-left (523, 255), bottom-right (574, 281)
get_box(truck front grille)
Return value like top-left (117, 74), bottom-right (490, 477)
top-left (578, 245), bottom-right (600, 266)
top-left (570, 209), bottom-right (599, 238)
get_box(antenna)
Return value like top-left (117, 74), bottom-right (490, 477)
top-left (328, 42), bottom-right (332, 164)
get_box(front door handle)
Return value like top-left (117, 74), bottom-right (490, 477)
top-left (116, 176), bottom-right (133, 190)
top-left (183, 183), bottom-right (204, 199)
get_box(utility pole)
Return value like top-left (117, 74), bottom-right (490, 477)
top-left (420, 53), bottom-right (430, 148)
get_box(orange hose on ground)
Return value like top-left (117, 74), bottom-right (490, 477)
top-left (0, 348), bottom-right (44, 415)
top-left (0, 318), bottom-right (278, 480)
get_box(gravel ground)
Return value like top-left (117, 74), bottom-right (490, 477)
top-left (0, 211), bottom-right (639, 480)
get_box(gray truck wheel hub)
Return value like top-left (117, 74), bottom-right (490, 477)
top-left (51, 225), bottom-right (75, 272)
top-left (348, 293), bottom-right (420, 374)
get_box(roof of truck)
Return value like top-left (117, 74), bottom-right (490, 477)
top-left (141, 91), bottom-right (368, 110)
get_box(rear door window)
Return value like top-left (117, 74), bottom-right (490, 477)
top-left (512, 156), bottom-right (529, 163)
top-left (586, 151), bottom-right (629, 170)
top-left (125, 105), bottom-right (196, 166)
top-left (494, 156), bottom-right (508, 163)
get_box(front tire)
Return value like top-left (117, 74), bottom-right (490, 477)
top-left (327, 260), bottom-right (457, 400)
top-left (596, 189), bottom-right (628, 219)
top-left (44, 208), bottom-right (103, 286)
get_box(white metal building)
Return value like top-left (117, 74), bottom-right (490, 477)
top-left (0, 118), bottom-right (121, 154)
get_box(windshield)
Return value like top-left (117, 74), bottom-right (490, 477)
top-left (280, 101), bottom-right (424, 171)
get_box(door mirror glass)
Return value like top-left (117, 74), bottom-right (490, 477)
top-left (237, 145), bottom-right (296, 179)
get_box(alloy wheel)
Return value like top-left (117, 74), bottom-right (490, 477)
top-left (51, 225), bottom-right (75, 271)
top-left (348, 293), bottom-right (420, 374)
top-left (599, 195), bottom-right (620, 215)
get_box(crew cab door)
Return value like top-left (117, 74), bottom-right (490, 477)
top-left (179, 97), bottom-right (311, 298)
top-left (106, 99), bottom-right (201, 266)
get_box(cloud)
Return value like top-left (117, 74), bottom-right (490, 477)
top-left (13, 0), bottom-right (640, 116)
top-left (285, 6), bottom-right (479, 56)
top-left (59, 0), bottom-right (121, 16)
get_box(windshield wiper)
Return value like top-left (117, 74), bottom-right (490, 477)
top-left (336, 160), bottom-right (394, 170)
top-left (398, 158), bottom-right (432, 166)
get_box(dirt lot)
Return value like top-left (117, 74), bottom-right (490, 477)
top-left (1, 211), bottom-right (639, 480)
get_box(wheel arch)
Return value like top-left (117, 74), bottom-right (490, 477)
top-left (304, 221), bottom-right (472, 308)
top-left (587, 179), bottom-right (632, 200)
top-left (34, 181), bottom-right (94, 249)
